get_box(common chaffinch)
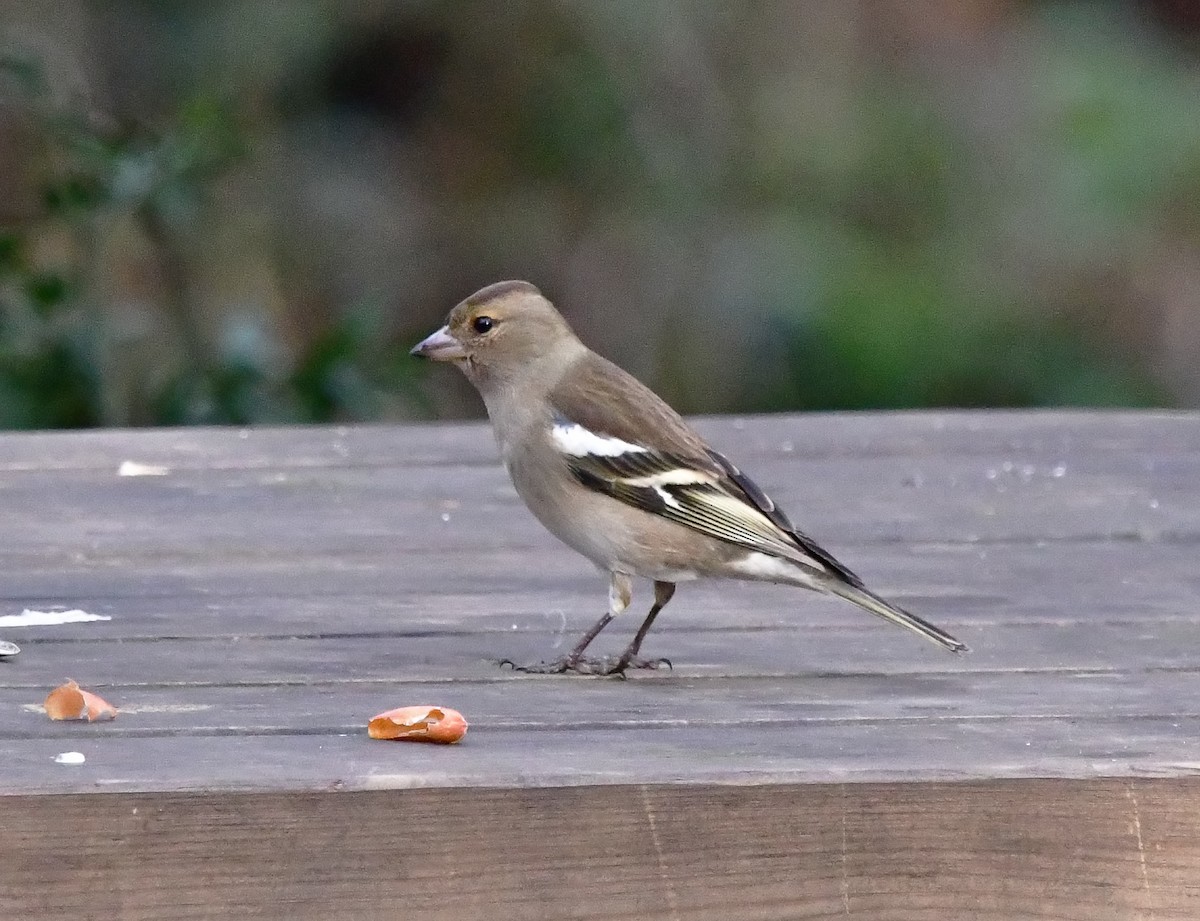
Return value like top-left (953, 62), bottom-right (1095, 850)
top-left (412, 281), bottom-right (967, 675)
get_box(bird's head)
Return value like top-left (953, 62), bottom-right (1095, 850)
top-left (411, 280), bottom-right (581, 389)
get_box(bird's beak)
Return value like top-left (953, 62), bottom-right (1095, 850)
top-left (410, 325), bottom-right (467, 361)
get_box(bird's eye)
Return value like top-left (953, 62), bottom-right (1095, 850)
top-left (472, 316), bottom-right (495, 334)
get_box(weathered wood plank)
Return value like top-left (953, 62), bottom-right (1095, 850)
top-left (0, 539), bottom-right (1196, 648)
top-left (1, 411), bottom-right (1198, 473)
top-left (1, 411), bottom-right (1198, 920)
top-left (0, 780), bottom-right (1197, 921)
top-left (3, 668), bottom-right (1200, 738)
top-left (4, 618), bottom-right (1200, 689)
top-left (1, 449), bottom-right (1195, 549)
top-left (3, 718), bottom-right (1200, 796)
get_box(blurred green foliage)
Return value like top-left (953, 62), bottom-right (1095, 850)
top-left (0, 52), bottom-right (424, 428)
top-left (741, 4), bottom-right (1194, 413)
top-left (0, 1), bottom-right (1196, 429)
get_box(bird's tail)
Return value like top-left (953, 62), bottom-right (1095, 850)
top-left (824, 581), bottom-right (968, 653)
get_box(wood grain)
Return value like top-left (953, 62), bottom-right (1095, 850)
top-left (1, 411), bottom-right (1199, 919)
top-left (2, 780), bottom-right (1198, 921)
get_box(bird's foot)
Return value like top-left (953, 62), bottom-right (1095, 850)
top-left (498, 656), bottom-right (581, 675)
top-left (599, 655), bottom-right (672, 678)
top-left (497, 654), bottom-right (672, 677)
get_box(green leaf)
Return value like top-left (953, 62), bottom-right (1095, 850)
top-left (0, 234), bottom-right (22, 274)
top-left (24, 272), bottom-right (69, 313)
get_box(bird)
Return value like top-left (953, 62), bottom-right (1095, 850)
top-left (411, 280), bottom-right (968, 676)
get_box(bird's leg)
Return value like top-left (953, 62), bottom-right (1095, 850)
top-left (601, 581), bottom-right (676, 677)
top-left (499, 573), bottom-right (630, 674)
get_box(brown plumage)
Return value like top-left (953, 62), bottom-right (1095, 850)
top-left (412, 281), bottom-right (967, 675)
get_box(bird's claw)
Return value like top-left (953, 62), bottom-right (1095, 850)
top-left (498, 656), bottom-right (581, 675)
top-left (604, 655), bottom-right (672, 677)
top-left (497, 654), bottom-right (671, 677)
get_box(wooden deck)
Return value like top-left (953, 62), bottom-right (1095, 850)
top-left (1, 410), bottom-right (1198, 920)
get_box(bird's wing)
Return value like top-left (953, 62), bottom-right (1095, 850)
top-left (548, 353), bottom-right (860, 580)
top-left (704, 448), bottom-right (864, 586)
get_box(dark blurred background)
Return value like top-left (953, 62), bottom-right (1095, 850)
top-left (1, 0), bottom-right (1198, 429)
